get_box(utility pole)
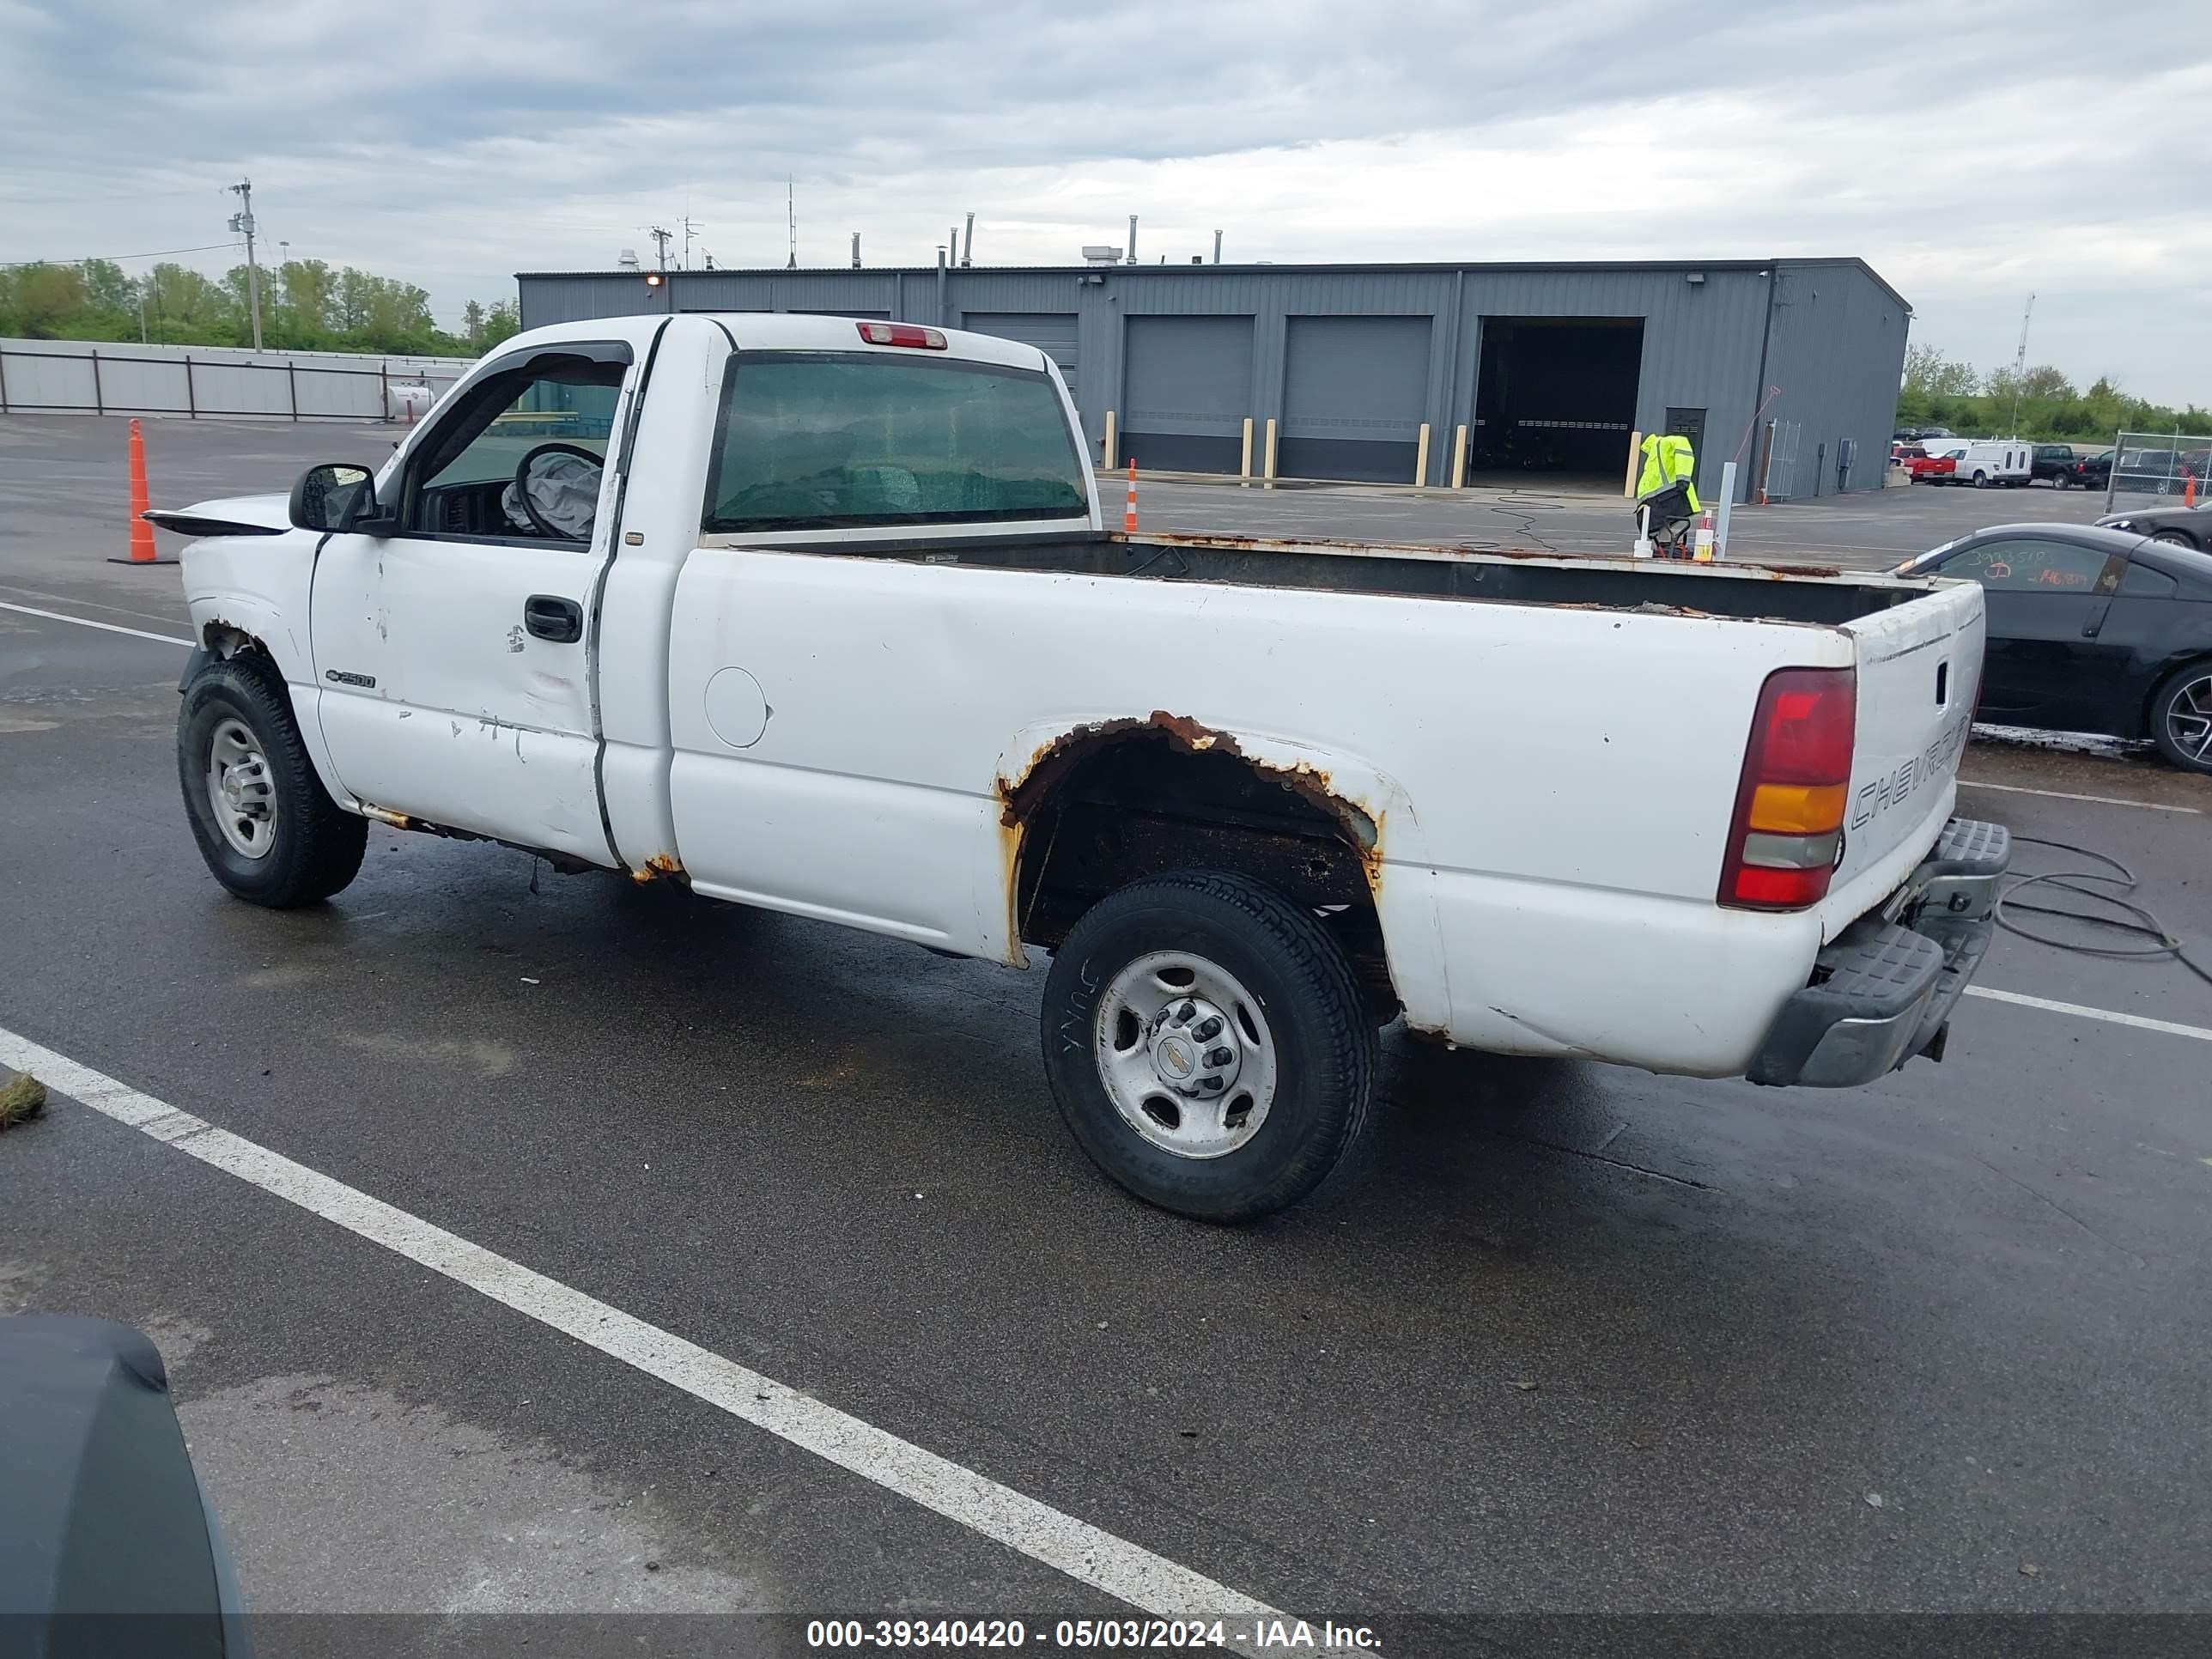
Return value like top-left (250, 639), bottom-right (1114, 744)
top-left (646, 225), bottom-right (672, 272)
top-left (787, 178), bottom-right (798, 269)
top-left (226, 178), bottom-right (264, 351)
top-left (2008, 294), bottom-right (2035, 440)
top-left (679, 216), bottom-right (700, 270)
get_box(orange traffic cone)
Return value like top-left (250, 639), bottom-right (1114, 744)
top-left (1123, 459), bottom-right (1138, 533)
top-left (108, 418), bottom-right (176, 566)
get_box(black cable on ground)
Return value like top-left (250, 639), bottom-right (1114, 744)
top-left (1994, 834), bottom-right (2212, 990)
top-left (1458, 498), bottom-right (1568, 558)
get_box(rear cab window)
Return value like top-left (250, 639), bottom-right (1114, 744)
top-left (703, 352), bottom-right (1089, 534)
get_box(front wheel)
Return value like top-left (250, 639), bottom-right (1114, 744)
top-left (1040, 871), bottom-right (1376, 1222)
top-left (2149, 660), bottom-right (2212, 775)
top-left (179, 656), bottom-right (368, 906)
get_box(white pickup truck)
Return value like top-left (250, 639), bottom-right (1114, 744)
top-left (156, 314), bottom-right (2010, 1220)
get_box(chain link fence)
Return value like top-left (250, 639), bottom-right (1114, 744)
top-left (2106, 429), bottom-right (2209, 512)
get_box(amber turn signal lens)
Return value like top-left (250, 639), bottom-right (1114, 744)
top-left (1747, 782), bottom-right (1847, 836)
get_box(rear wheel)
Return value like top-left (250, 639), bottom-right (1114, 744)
top-left (2149, 660), bottom-right (2212, 775)
top-left (2053, 473), bottom-right (2071, 490)
top-left (1972, 471), bottom-right (1990, 488)
top-left (1040, 870), bottom-right (1376, 1222)
top-left (179, 656), bottom-right (368, 906)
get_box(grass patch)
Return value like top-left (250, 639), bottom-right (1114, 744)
top-left (0, 1071), bottom-right (47, 1130)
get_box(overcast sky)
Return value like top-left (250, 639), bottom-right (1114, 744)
top-left (5, 0), bottom-right (2209, 401)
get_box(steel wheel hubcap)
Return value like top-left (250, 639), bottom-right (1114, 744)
top-left (205, 717), bottom-right (276, 859)
top-left (1095, 951), bottom-right (1277, 1159)
top-left (2168, 677), bottom-right (2212, 764)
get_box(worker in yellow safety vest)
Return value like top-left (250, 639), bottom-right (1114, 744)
top-left (1637, 431), bottom-right (1701, 514)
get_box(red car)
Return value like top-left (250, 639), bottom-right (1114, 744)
top-left (1906, 451), bottom-right (1957, 483)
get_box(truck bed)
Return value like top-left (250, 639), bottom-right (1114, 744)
top-left (732, 528), bottom-right (1928, 627)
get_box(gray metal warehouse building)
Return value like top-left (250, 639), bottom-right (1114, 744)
top-left (515, 258), bottom-right (1910, 501)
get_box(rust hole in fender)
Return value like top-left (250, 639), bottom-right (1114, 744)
top-left (996, 712), bottom-right (1396, 1021)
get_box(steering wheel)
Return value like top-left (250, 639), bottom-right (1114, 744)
top-left (511, 441), bottom-right (605, 539)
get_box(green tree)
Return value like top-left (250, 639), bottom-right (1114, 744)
top-left (78, 259), bottom-right (137, 319)
top-left (1904, 343), bottom-right (1979, 398)
top-left (2, 256), bottom-right (508, 356)
top-left (477, 299), bottom-right (520, 349)
top-left (140, 263), bottom-right (239, 343)
top-left (6, 264), bottom-right (88, 337)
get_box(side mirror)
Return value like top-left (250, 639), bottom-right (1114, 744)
top-left (289, 463), bottom-right (390, 534)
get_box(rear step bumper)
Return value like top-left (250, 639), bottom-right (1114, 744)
top-left (1748, 817), bottom-right (2010, 1088)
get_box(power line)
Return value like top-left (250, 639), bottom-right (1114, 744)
top-left (0, 240), bottom-right (244, 270)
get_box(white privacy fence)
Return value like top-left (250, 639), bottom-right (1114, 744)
top-left (0, 338), bottom-right (474, 422)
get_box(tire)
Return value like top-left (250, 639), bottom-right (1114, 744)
top-left (2153, 529), bottom-right (2197, 550)
top-left (2053, 474), bottom-right (2070, 490)
top-left (2148, 659), bottom-right (2212, 775)
top-left (179, 655), bottom-right (368, 907)
top-left (1040, 870), bottom-right (1376, 1222)
top-left (1972, 471), bottom-right (1989, 489)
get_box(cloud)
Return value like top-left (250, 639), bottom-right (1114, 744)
top-left (4, 0), bottom-right (2209, 399)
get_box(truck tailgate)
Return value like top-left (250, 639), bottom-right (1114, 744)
top-left (1832, 580), bottom-right (1982, 903)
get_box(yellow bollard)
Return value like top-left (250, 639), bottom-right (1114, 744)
top-left (1413, 422), bottom-right (1431, 488)
top-left (1451, 423), bottom-right (1468, 489)
top-left (1623, 429), bottom-right (1642, 497)
top-left (1103, 410), bottom-right (1117, 471)
top-left (1263, 417), bottom-right (1279, 485)
top-left (1240, 416), bottom-right (1254, 483)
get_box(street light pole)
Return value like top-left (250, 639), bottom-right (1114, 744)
top-left (226, 178), bottom-right (264, 352)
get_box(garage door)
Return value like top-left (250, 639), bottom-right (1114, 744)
top-left (962, 312), bottom-right (1079, 394)
top-left (1279, 315), bottom-right (1432, 483)
top-left (1121, 315), bottom-right (1254, 475)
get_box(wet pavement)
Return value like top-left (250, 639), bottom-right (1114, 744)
top-left (3, 414), bottom-right (2210, 1650)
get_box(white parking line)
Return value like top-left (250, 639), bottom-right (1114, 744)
top-left (1956, 778), bottom-right (2201, 814)
top-left (0, 600), bottom-right (192, 648)
top-left (0, 1023), bottom-right (1291, 1647)
top-left (1965, 987), bottom-right (2212, 1044)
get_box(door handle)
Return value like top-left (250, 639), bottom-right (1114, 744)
top-left (523, 594), bottom-right (583, 644)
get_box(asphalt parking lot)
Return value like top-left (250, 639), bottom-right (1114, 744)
top-left (4, 414), bottom-right (2211, 1653)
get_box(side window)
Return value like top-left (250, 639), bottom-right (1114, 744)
top-left (2119, 560), bottom-right (2180, 599)
top-left (703, 352), bottom-right (1089, 533)
top-left (405, 350), bottom-right (629, 542)
top-left (1942, 538), bottom-right (2119, 592)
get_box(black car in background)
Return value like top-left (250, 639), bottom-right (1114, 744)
top-left (2098, 501), bottom-right (2212, 552)
top-left (1896, 523), bottom-right (2212, 772)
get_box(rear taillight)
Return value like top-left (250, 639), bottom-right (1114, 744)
top-left (858, 322), bottom-right (947, 349)
top-left (1718, 667), bottom-right (1856, 911)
